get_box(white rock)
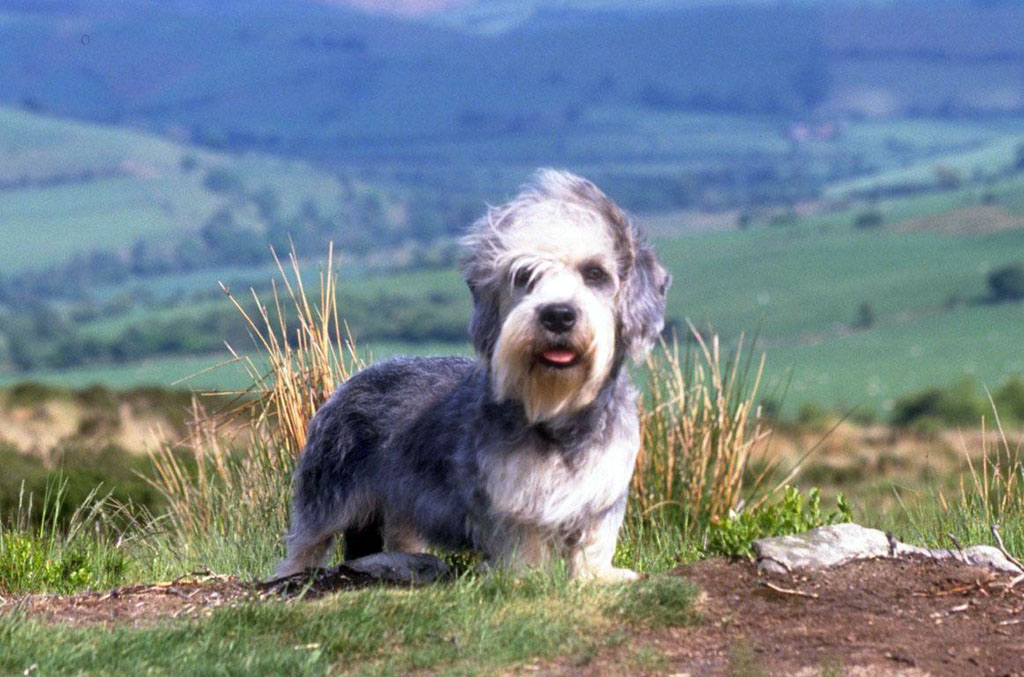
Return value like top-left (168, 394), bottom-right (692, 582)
top-left (753, 523), bottom-right (1023, 575)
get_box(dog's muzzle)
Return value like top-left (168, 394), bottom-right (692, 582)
top-left (536, 303), bottom-right (584, 369)
top-left (538, 303), bottom-right (577, 334)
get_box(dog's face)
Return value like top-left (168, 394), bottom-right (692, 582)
top-left (462, 170), bottom-right (671, 423)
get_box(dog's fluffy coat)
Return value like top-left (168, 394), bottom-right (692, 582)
top-left (276, 169), bottom-right (670, 580)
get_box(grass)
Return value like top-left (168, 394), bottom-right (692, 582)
top-left (890, 407), bottom-right (1024, 556)
top-left (0, 568), bottom-right (698, 675)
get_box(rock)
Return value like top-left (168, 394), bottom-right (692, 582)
top-left (345, 552), bottom-right (450, 584)
top-left (754, 523), bottom-right (1023, 575)
top-left (260, 552), bottom-right (450, 597)
top-left (754, 523), bottom-right (890, 574)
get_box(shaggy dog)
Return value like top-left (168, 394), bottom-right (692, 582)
top-left (275, 169), bottom-right (670, 581)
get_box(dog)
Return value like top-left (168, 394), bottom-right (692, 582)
top-left (275, 169), bottom-right (670, 582)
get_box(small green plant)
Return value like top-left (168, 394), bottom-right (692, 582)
top-left (606, 575), bottom-right (700, 628)
top-left (704, 487), bottom-right (852, 558)
top-left (0, 480), bottom-right (133, 594)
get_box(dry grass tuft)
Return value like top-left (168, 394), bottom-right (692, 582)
top-left (148, 247), bottom-right (361, 572)
top-left (631, 328), bottom-right (778, 529)
top-left (945, 399), bottom-right (1024, 524)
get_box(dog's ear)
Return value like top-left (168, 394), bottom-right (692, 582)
top-left (460, 211), bottom-right (505, 358)
top-left (619, 240), bottom-right (671, 361)
top-left (467, 282), bottom-right (501, 358)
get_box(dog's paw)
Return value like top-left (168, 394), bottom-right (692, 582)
top-left (576, 566), bottom-right (641, 583)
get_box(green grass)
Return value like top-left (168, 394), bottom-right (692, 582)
top-left (0, 568), bottom-right (698, 676)
top-left (770, 301), bottom-right (1024, 417)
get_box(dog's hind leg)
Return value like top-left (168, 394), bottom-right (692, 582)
top-left (383, 516), bottom-right (428, 554)
top-left (275, 523), bottom-right (337, 578)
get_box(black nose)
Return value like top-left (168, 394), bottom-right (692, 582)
top-left (538, 303), bottom-right (577, 334)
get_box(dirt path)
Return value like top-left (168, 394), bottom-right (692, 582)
top-left (651, 557), bottom-right (1024, 676)
top-left (3, 558), bottom-right (1023, 675)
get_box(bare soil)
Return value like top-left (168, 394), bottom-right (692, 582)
top-left (3, 558), bottom-right (1023, 675)
top-left (652, 557), bottom-right (1024, 676)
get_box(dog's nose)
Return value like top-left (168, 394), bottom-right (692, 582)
top-left (538, 303), bottom-right (577, 333)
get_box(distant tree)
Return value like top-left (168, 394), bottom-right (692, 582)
top-left (793, 56), bottom-right (831, 111)
top-left (853, 302), bottom-right (875, 330)
top-left (853, 210), bottom-right (883, 229)
top-left (769, 210), bottom-right (798, 227)
top-left (200, 209), bottom-right (265, 264)
top-left (988, 262), bottom-right (1024, 302)
top-left (202, 167), bottom-right (244, 194)
top-left (251, 186), bottom-right (281, 221)
top-left (935, 165), bottom-right (963, 190)
top-left (180, 154), bottom-right (199, 173)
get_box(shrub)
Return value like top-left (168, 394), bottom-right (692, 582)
top-left (796, 402), bottom-right (830, 428)
top-left (704, 487), bottom-right (852, 558)
top-left (853, 210), bottom-right (883, 229)
top-left (993, 376), bottom-right (1024, 422)
top-left (987, 262), bottom-right (1024, 303)
top-left (202, 167), bottom-right (244, 194)
top-left (890, 378), bottom-right (987, 428)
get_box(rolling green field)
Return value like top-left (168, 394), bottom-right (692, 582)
top-left (8, 223), bottom-right (1022, 418)
top-left (0, 341), bottom-right (472, 392)
top-left (0, 107), bottom-right (353, 273)
top-left (2, 105), bottom-right (1024, 418)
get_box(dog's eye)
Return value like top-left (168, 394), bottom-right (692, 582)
top-left (582, 265), bottom-right (609, 286)
top-left (512, 268), bottom-right (533, 289)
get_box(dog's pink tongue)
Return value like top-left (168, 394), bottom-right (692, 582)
top-left (542, 350), bottom-right (576, 364)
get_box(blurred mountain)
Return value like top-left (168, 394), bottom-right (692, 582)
top-left (0, 0), bottom-right (1022, 165)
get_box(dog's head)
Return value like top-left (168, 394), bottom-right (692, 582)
top-left (461, 169), bottom-right (671, 423)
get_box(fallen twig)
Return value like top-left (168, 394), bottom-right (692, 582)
top-left (759, 580), bottom-right (819, 599)
top-left (946, 533), bottom-right (968, 565)
top-left (991, 525), bottom-right (1024, 574)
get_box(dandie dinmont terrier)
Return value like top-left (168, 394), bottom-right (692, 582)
top-left (276, 169), bottom-right (670, 581)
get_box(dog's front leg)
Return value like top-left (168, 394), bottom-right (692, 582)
top-left (567, 494), bottom-right (638, 582)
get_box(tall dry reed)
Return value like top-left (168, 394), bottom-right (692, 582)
top-left (148, 247), bottom-right (361, 573)
top-left (631, 328), bottom-right (777, 530)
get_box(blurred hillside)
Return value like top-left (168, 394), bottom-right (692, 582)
top-left (0, 0), bottom-right (1022, 420)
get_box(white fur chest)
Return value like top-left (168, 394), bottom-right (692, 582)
top-left (479, 411), bottom-right (640, 529)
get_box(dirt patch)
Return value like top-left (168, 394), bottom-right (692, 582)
top-left (895, 205), bottom-right (1024, 236)
top-left (655, 557), bottom-right (1024, 676)
top-left (0, 574), bottom-right (254, 627)
top-left (3, 558), bottom-right (1023, 675)
top-left (0, 565), bottom-right (421, 627)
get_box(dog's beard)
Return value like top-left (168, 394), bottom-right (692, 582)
top-left (491, 306), bottom-right (615, 423)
